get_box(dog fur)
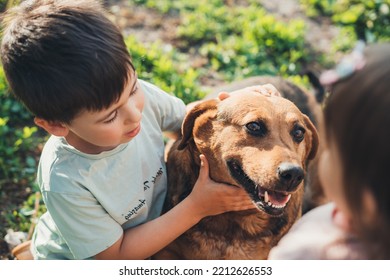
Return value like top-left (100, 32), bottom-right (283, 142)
top-left (207, 76), bottom-right (327, 212)
top-left (154, 77), bottom-right (321, 259)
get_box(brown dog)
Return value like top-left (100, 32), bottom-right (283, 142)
top-left (207, 76), bottom-right (327, 212)
top-left (154, 85), bottom-right (319, 260)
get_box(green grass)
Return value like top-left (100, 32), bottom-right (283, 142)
top-left (300, 0), bottom-right (390, 45)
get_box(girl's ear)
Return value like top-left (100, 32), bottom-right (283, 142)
top-left (34, 117), bottom-right (69, 137)
top-left (361, 188), bottom-right (377, 225)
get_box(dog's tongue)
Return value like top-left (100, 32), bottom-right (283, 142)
top-left (261, 189), bottom-right (291, 207)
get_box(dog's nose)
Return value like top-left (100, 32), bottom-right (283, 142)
top-left (277, 163), bottom-right (304, 191)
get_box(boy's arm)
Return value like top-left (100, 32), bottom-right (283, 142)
top-left (94, 155), bottom-right (255, 260)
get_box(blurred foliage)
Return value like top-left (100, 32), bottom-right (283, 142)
top-left (0, 0), bottom-right (6, 12)
top-left (0, 66), bottom-right (46, 242)
top-left (0, 0), bottom-right (20, 12)
top-left (300, 0), bottom-right (390, 45)
top-left (6, 190), bottom-right (46, 234)
top-left (126, 36), bottom-right (206, 104)
top-left (197, 8), bottom-right (308, 80)
top-left (133, 0), bottom-right (315, 82)
top-left (133, 0), bottom-right (202, 13)
top-left (0, 68), bottom-right (41, 184)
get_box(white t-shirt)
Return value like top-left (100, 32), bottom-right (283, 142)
top-left (268, 203), bottom-right (366, 259)
top-left (31, 80), bottom-right (186, 259)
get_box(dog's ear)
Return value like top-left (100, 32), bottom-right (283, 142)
top-left (177, 99), bottom-right (219, 150)
top-left (304, 114), bottom-right (319, 160)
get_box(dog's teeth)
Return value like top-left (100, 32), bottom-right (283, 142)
top-left (264, 191), bottom-right (269, 203)
top-left (264, 193), bottom-right (291, 209)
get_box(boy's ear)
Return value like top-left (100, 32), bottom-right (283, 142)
top-left (34, 117), bottom-right (69, 137)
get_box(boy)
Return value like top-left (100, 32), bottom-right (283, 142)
top-left (1, 0), bottom-right (254, 259)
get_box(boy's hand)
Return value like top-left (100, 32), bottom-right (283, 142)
top-left (187, 154), bottom-right (256, 219)
top-left (218, 84), bottom-right (281, 100)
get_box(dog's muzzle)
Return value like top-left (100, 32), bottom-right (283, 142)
top-left (227, 159), bottom-right (301, 217)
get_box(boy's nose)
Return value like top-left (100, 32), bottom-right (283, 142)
top-left (123, 101), bottom-right (142, 124)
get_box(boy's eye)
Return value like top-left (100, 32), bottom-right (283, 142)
top-left (104, 110), bottom-right (118, 123)
top-left (130, 86), bottom-right (138, 96)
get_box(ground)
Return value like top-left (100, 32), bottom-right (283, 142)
top-left (106, 0), bottom-right (340, 87)
top-left (0, 0), bottom-right (338, 259)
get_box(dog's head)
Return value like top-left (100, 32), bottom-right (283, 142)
top-left (177, 91), bottom-right (319, 217)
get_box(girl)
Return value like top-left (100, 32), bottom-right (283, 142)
top-left (269, 42), bottom-right (390, 259)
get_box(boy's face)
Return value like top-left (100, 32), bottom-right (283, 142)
top-left (64, 74), bottom-right (144, 154)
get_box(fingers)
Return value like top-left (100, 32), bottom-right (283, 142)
top-left (217, 84), bottom-right (281, 101)
top-left (194, 154), bottom-right (257, 215)
top-left (198, 154), bottom-right (209, 180)
top-left (214, 183), bottom-right (257, 212)
top-left (252, 84), bottom-right (281, 96)
top-left (228, 202), bottom-right (257, 212)
top-left (217, 91), bottom-right (230, 101)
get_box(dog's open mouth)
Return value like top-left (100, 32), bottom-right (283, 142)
top-left (227, 159), bottom-right (291, 217)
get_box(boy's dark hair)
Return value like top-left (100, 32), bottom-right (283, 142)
top-left (324, 43), bottom-right (390, 259)
top-left (1, 0), bottom-right (134, 123)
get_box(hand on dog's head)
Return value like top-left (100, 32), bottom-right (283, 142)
top-left (218, 84), bottom-right (281, 101)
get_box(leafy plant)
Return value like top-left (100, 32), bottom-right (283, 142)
top-left (0, 69), bottom-right (42, 183)
top-left (126, 36), bottom-right (206, 103)
top-left (0, 0), bottom-right (21, 13)
top-left (0, 66), bottom-right (45, 245)
top-left (300, 0), bottom-right (390, 43)
top-left (183, 4), bottom-right (310, 81)
top-left (133, 0), bottom-right (223, 14)
top-left (132, 0), bottom-right (320, 84)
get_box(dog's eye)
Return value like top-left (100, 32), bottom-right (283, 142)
top-left (245, 121), bottom-right (267, 137)
top-left (291, 125), bottom-right (305, 143)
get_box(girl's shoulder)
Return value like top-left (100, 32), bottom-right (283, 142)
top-left (268, 203), bottom-right (366, 259)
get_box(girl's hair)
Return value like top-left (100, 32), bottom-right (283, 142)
top-left (324, 43), bottom-right (390, 259)
top-left (1, 0), bottom-right (135, 123)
